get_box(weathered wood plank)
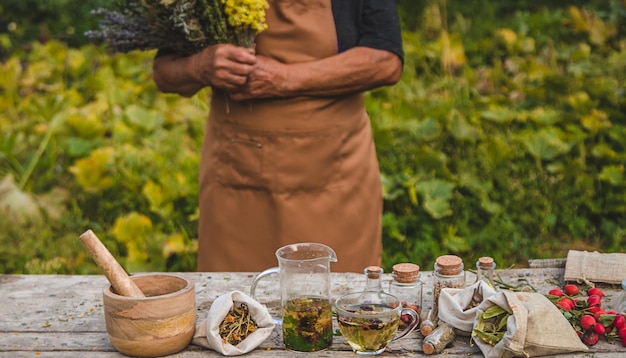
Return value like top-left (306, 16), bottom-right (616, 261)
top-left (528, 258), bottom-right (567, 268)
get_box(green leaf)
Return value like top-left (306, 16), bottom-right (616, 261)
top-left (518, 128), bottom-right (573, 160)
top-left (480, 107), bottom-right (515, 124)
top-left (448, 109), bottom-right (481, 142)
top-left (581, 109), bottom-right (611, 134)
top-left (124, 104), bottom-right (164, 132)
top-left (528, 107), bottom-right (561, 126)
top-left (598, 165), bottom-right (624, 185)
top-left (415, 179), bottom-right (455, 219)
top-left (482, 305), bottom-right (508, 319)
top-left (69, 147), bottom-right (115, 193)
top-left (496, 313), bottom-right (510, 331)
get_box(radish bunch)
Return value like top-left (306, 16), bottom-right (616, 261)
top-left (546, 284), bottom-right (626, 346)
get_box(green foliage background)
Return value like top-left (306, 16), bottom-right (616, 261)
top-left (0, 0), bottom-right (624, 274)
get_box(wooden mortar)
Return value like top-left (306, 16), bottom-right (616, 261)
top-left (102, 273), bottom-right (196, 357)
top-left (79, 230), bottom-right (196, 357)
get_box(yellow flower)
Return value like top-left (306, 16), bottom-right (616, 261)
top-left (221, 0), bottom-right (269, 33)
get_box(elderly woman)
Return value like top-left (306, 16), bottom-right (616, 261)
top-left (152, 0), bottom-right (404, 272)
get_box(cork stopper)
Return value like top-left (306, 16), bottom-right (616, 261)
top-left (422, 342), bottom-right (435, 355)
top-left (392, 263), bottom-right (420, 284)
top-left (420, 324), bottom-right (434, 337)
top-left (477, 256), bottom-right (495, 270)
top-left (435, 255), bottom-right (463, 276)
top-left (364, 266), bottom-right (383, 279)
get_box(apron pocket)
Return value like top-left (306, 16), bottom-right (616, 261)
top-left (216, 134), bottom-right (267, 189)
top-left (266, 127), bottom-right (343, 193)
top-left (215, 125), bottom-right (343, 193)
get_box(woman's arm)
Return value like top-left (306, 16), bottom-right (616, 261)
top-left (229, 46), bottom-right (403, 101)
top-left (152, 44), bottom-right (256, 98)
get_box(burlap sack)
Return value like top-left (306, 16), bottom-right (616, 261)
top-left (472, 290), bottom-right (588, 357)
top-left (192, 290), bottom-right (275, 356)
top-left (438, 281), bottom-right (497, 333)
top-left (564, 250), bottom-right (626, 285)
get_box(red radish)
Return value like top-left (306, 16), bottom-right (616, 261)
top-left (582, 331), bottom-right (599, 346)
top-left (622, 334), bottom-right (626, 347)
top-left (587, 287), bottom-right (606, 297)
top-left (593, 310), bottom-right (607, 321)
top-left (548, 288), bottom-right (564, 297)
top-left (588, 306), bottom-right (604, 315)
top-left (587, 295), bottom-right (602, 308)
top-left (614, 314), bottom-right (626, 330)
top-left (594, 323), bottom-right (605, 335)
top-left (564, 284), bottom-right (580, 296)
top-left (557, 297), bottom-right (574, 311)
top-left (580, 315), bottom-right (596, 331)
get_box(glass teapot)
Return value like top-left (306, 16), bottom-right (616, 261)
top-left (250, 242), bottom-right (337, 352)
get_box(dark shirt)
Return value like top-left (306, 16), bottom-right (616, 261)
top-left (332, 0), bottom-right (404, 62)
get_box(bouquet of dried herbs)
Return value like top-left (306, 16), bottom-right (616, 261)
top-left (85, 0), bottom-right (269, 55)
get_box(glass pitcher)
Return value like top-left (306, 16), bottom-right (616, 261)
top-left (250, 242), bottom-right (337, 352)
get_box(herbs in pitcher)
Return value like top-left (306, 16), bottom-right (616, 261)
top-left (282, 297), bottom-right (333, 352)
top-left (219, 302), bottom-right (258, 345)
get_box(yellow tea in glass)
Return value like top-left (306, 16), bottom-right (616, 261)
top-left (335, 291), bottom-right (418, 355)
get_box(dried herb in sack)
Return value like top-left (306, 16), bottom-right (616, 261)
top-left (219, 302), bottom-right (258, 345)
top-left (472, 305), bottom-right (510, 346)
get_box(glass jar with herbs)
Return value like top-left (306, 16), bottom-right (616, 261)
top-left (433, 255), bottom-right (465, 315)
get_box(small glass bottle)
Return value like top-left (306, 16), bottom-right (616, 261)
top-left (433, 255), bottom-right (465, 315)
top-left (618, 278), bottom-right (626, 314)
top-left (389, 263), bottom-right (423, 331)
top-left (359, 266), bottom-right (384, 303)
top-left (364, 265), bottom-right (384, 292)
top-left (475, 256), bottom-right (498, 290)
top-left (419, 308), bottom-right (437, 337)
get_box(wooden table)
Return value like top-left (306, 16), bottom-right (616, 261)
top-left (1, 265), bottom-right (625, 357)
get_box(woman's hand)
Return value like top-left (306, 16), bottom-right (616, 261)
top-left (228, 55), bottom-right (289, 101)
top-left (192, 44), bottom-right (257, 91)
top-left (152, 44), bottom-right (256, 97)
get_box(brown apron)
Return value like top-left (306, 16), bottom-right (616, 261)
top-left (197, 0), bottom-right (383, 272)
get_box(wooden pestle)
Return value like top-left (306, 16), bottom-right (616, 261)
top-left (79, 229), bottom-right (145, 298)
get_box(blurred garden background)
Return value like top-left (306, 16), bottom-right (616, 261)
top-left (0, 0), bottom-right (624, 274)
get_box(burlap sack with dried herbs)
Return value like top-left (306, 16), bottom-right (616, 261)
top-left (471, 290), bottom-right (588, 357)
top-left (192, 290), bottom-right (275, 356)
